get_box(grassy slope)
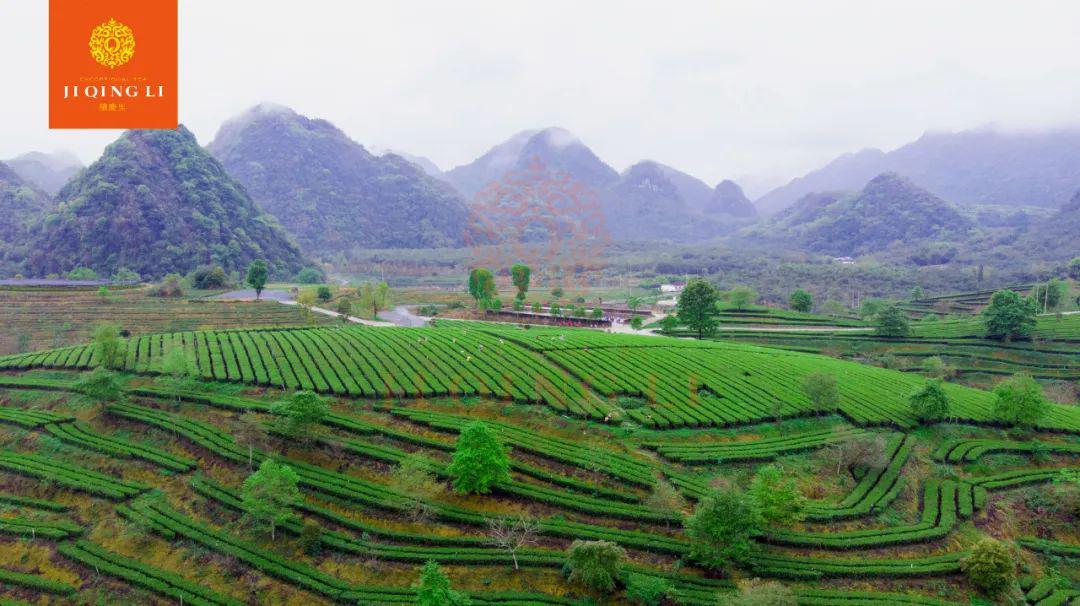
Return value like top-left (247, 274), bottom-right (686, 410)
top-left (0, 286), bottom-right (333, 354)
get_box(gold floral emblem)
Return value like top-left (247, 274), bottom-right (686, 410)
top-left (88, 18), bottom-right (135, 69)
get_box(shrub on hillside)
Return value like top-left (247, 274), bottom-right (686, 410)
top-left (920, 356), bottom-right (948, 379)
top-left (749, 465), bottom-right (804, 525)
top-left (908, 379), bottom-right (951, 423)
top-left (624, 573), bottom-right (676, 606)
top-left (725, 578), bottom-right (797, 606)
top-left (992, 374), bottom-right (1049, 427)
top-left (802, 372), bottom-right (839, 412)
top-left (152, 274), bottom-right (183, 297)
top-left (92, 323), bottom-right (125, 369)
top-left (295, 267), bottom-right (324, 284)
top-left (111, 267), bottom-right (141, 282)
top-left (685, 490), bottom-right (761, 569)
top-left (66, 267), bottom-right (98, 281)
top-left (75, 367), bottom-right (124, 407)
top-left (789, 289), bottom-right (812, 312)
top-left (961, 539), bottom-right (1015, 596)
top-left (873, 305), bottom-right (910, 337)
top-left (189, 265), bottom-right (230, 289)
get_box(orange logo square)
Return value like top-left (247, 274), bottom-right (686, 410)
top-left (49, 0), bottom-right (177, 129)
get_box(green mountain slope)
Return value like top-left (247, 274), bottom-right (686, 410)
top-left (208, 104), bottom-right (472, 254)
top-left (0, 161), bottom-right (54, 274)
top-left (764, 173), bottom-right (974, 256)
top-left (24, 126), bottom-right (305, 280)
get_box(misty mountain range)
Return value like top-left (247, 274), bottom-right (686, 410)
top-left (756, 127), bottom-right (1080, 214)
top-left (4, 104), bottom-right (1080, 278)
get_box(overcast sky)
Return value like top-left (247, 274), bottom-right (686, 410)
top-left (4, 1), bottom-right (1080, 195)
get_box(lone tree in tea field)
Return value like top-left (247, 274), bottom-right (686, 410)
top-left (565, 540), bottom-right (626, 594)
top-left (271, 391), bottom-right (329, 442)
top-left (992, 373), bottom-right (1049, 427)
top-left (825, 432), bottom-right (889, 476)
top-left (467, 268), bottom-right (496, 309)
top-left (802, 372), bottom-right (839, 412)
top-left (360, 282), bottom-right (391, 318)
top-left (685, 489), bottom-right (762, 569)
top-left (982, 289), bottom-right (1037, 341)
top-left (728, 285), bottom-right (758, 310)
top-left (245, 260), bottom-right (269, 300)
top-left (485, 513), bottom-right (540, 570)
top-left (389, 453), bottom-right (444, 522)
top-left (235, 412), bottom-right (269, 470)
top-left (92, 323), bottom-right (124, 369)
top-left (336, 297), bottom-right (352, 318)
top-left (448, 421), bottom-right (510, 494)
top-left (677, 279), bottom-right (720, 338)
top-left (375, 282), bottom-right (390, 315)
top-left (873, 304), bottom-right (910, 337)
top-left (909, 379), bottom-right (951, 423)
top-left (789, 289), bottom-right (813, 313)
top-left (510, 263), bottom-right (531, 301)
top-left (414, 560), bottom-right (470, 606)
top-left (241, 459), bottom-right (299, 541)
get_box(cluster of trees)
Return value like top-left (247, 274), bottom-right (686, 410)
top-left (61, 266), bottom-right (142, 283)
top-left (685, 465), bottom-right (804, 570)
top-left (468, 264), bottom-right (604, 320)
top-left (905, 370), bottom-right (1049, 427)
top-left (672, 279), bottom-right (923, 340)
top-left (229, 407), bottom-right (814, 603)
top-left (190, 265), bottom-right (232, 289)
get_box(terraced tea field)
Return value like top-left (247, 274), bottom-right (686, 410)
top-left (0, 321), bottom-right (1077, 604)
top-left (5, 324), bottom-right (1080, 431)
top-left (713, 306), bottom-right (866, 328)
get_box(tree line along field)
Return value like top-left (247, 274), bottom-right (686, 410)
top-left (0, 320), bottom-right (1077, 604)
top-left (718, 313), bottom-right (1080, 387)
top-left (4, 324), bottom-right (1080, 432)
top-left (712, 306), bottom-right (867, 328)
top-left (0, 286), bottom-right (332, 355)
top-left (898, 286), bottom-right (1035, 318)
